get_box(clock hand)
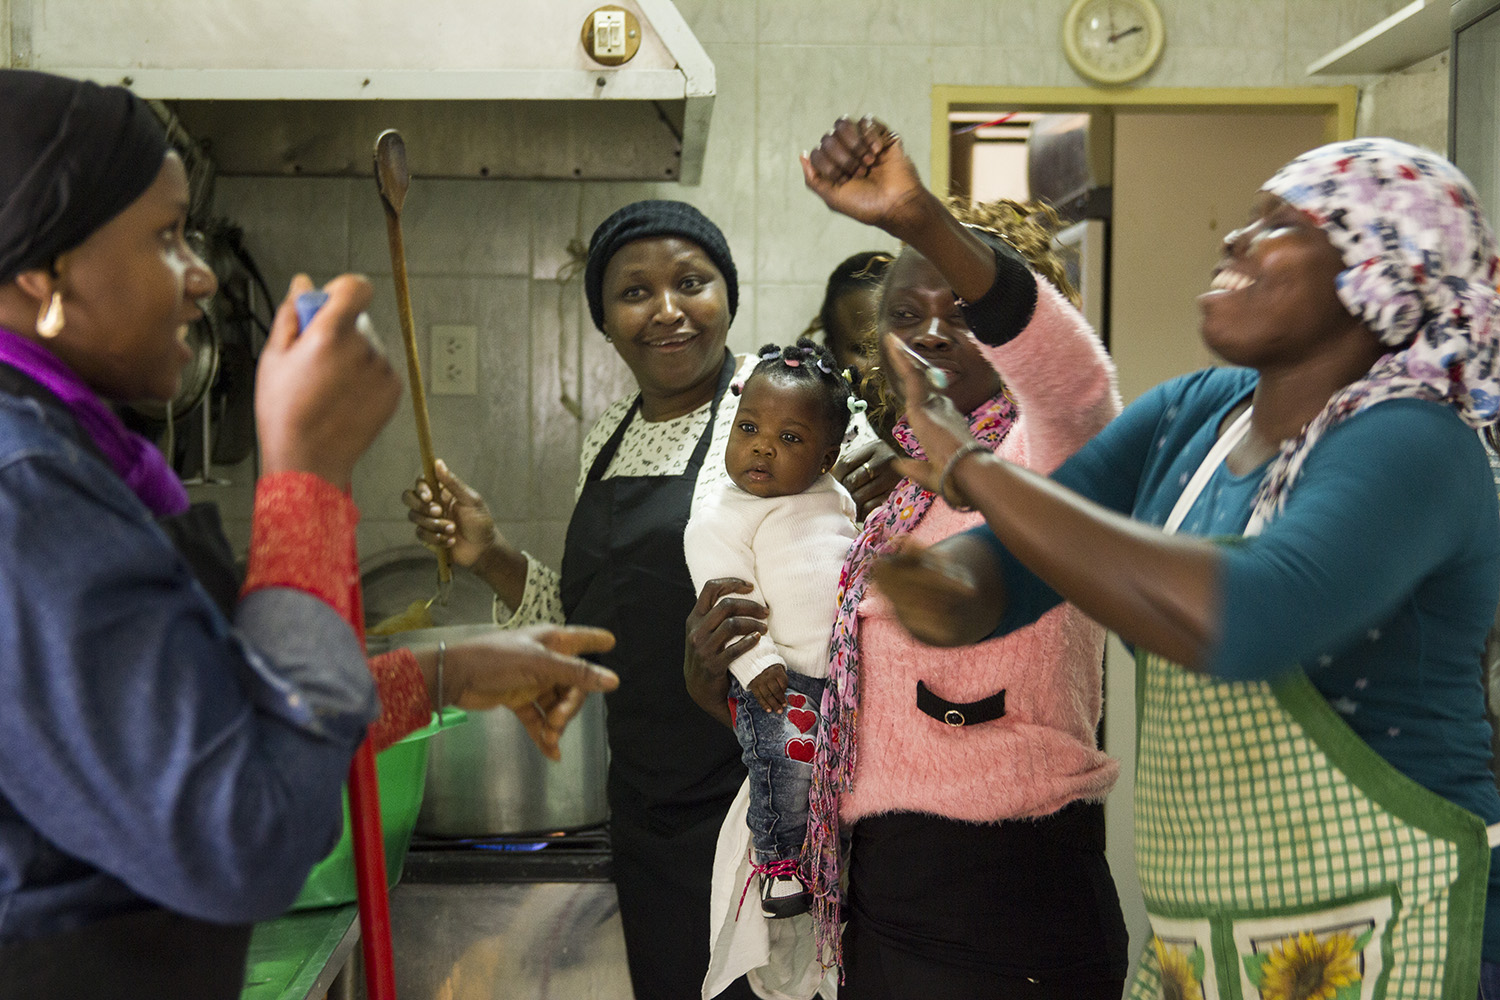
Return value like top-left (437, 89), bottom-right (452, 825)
top-left (1109, 24), bottom-right (1143, 42)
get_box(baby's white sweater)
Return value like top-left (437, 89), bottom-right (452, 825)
top-left (684, 475), bottom-right (857, 688)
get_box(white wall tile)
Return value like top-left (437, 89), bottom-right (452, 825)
top-left (1168, 0), bottom-right (1284, 47)
top-left (349, 177), bottom-right (534, 277)
top-left (529, 181), bottom-right (586, 281)
top-left (755, 44), bottom-right (934, 285)
top-left (725, 285), bottom-right (760, 357)
top-left (674, 0), bottom-right (759, 45)
top-left (1290, 0), bottom-right (1362, 57)
top-left (1155, 43), bottom-right (1287, 87)
top-left (757, 0), bottom-right (933, 46)
top-left (211, 177), bottom-right (351, 289)
top-left (529, 277), bottom-right (587, 521)
top-left (974, 0), bottom-right (1046, 50)
top-left (1359, 51), bottom-right (1450, 153)
top-left (935, 43), bottom-right (1061, 87)
top-left (347, 274), bottom-right (532, 527)
top-left (754, 281), bottom-right (825, 350)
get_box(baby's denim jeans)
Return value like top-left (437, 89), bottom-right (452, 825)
top-left (729, 671), bottom-right (827, 864)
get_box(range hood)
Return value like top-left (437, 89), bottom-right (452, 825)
top-left (6, 0), bottom-right (715, 183)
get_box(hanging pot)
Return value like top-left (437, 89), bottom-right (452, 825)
top-left (126, 314), bottom-right (220, 426)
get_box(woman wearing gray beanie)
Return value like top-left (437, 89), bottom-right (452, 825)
top-left (407, 199), bottom-right (762, 1000)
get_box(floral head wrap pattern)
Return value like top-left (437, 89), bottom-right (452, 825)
top-left (1252, 138), bottom-right (1500, 525)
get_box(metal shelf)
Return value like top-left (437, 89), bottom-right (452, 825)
top-left (1307, 0), bottom-right (1451, 76)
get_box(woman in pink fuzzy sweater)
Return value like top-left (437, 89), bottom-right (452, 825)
top-left (687, 117), bottom-right (1127, 999)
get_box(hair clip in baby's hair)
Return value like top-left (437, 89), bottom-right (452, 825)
top-left (846, 396), bottom-right (868, 415)
top-left (816, 357), bottom-right (833, 374)
top-left (783, 357), bottom-right (802, 368)
top-left (759, 347), bottom-right (782, 361)
top-left (730, 379), bottom-right (745, 396)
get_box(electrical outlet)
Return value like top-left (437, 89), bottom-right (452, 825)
top-left (592, 9), bottom-right (627, 58)
top-left (430, 324), bottom-right (477, 396)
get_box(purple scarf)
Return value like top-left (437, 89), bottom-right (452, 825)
top-left (801, 388), bottom-right (1018, 971)
top-left (0, 326), bottom-right (188, 517)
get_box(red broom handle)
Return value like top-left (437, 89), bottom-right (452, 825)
top-left (348, 740), bottom-right (396, 999)
top-left (346, 516), bottom-right (396, 999)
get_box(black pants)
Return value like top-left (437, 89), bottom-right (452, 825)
top-left (611, 797), bottom-right (757, 1000)
top-left (0, 907), bottom-right (250, 1000)
top-left (840, 805), bottom-right (1128, 1000)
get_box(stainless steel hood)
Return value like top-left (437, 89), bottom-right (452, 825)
top-left (6, 0), bottom-right (715, 183)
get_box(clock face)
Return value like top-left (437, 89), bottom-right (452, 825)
top-left (1064, 0), bottom-right (1165, 85)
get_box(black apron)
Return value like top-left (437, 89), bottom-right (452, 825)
top-left (0, 364), bottom-right (252, 1000)
top-left (560, 351), bottom-right (755, 1000)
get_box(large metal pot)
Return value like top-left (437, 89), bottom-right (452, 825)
top-left (368, 624), bottom-right (610, 836)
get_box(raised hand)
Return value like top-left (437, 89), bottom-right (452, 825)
top-left (801, 116), bottom-right (931, 239)
top-left (256, 273), bottom-right (401, 490)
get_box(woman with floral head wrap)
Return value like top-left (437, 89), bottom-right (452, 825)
top-left (862, 126), bottom-right (1500, 997)
top-left (0, 69), bottom-right (616, 999)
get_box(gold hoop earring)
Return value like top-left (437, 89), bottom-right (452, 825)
top-left (36, 292), bottom-right (64, 339)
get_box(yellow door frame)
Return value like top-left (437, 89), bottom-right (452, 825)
top-left (931, 85), bottom-right (1359, 194)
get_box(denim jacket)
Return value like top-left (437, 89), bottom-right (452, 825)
top-left (0, 387), bottom-right (377, 943)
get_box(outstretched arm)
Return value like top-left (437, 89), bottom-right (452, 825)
top-left (876, 336), bottom-right (1226, 669)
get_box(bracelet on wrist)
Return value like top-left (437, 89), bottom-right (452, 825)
top-left (937, 441), bottom-right (987, 512)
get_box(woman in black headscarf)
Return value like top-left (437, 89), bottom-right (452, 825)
top-left (0, 69), bottom-right (617, 999)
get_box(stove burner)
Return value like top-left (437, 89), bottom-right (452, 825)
top-left (404, 826), bottom-right (614, 883)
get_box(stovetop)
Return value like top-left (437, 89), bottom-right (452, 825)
top-left (402, 825), bottom-right (613, 884)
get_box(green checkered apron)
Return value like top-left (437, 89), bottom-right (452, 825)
top-left (1128, 409), bottom-right (1494, 1000)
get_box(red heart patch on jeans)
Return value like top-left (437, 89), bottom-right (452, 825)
top-left (785, 738), bottom-right (815, 763)
top-left (786, 693), bottom-right (807, 709)
top-left (786, 708), bottom-right (816, 734)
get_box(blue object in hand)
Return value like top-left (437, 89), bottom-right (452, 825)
top-left (294, 289), bottom-right (329, 332)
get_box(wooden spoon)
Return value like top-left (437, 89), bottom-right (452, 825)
top-left (375, 129), bottom-right (452, 591)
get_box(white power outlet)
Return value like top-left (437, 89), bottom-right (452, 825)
top-left (430, 324), bottom-right (478, 396)
top-left (592, 10), bottom-right (627, 58)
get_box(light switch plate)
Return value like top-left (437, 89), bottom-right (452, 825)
top-left (592, 10), bottom-right (627, 58)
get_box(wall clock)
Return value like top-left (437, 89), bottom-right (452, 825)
top-left (1062, 0), bottom-right (1166, 86)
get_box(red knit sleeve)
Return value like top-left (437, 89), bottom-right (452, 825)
top-left (241, 471), bottom-right (361, 625)
top-left (365, 648), bottom-right (433, 753)
top-left (242, 471), bottom-right (433, 752)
